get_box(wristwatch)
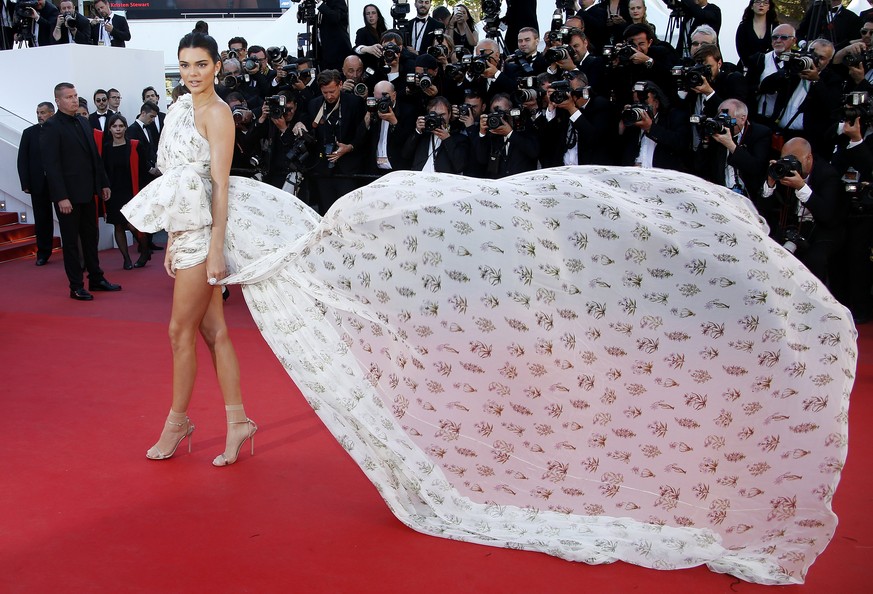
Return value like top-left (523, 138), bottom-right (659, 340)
top-left (645, 58), bottom-right (654, 69)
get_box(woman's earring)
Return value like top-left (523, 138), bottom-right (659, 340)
top-left (214, 73), bottom-right (219, 85)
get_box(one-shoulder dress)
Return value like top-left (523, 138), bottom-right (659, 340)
top-left (122, 94), bottom-right (857, 585)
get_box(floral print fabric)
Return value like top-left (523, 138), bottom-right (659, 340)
top-left (125, 95), bottom-right (857, 585)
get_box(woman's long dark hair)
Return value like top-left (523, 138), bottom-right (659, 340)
top-left (455, 3), bottom-right (477, 31)
top-left (178, 31), bottom-right (220, 63)
top-left (104, 113), bottom-right (128, 140)
top-left (363, 4), bottom-right (387, 38)
top-left (742, 0), bottom-right (779, 24)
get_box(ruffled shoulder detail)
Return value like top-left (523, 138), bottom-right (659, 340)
top-left (121, 163), bottom-right (213, 233)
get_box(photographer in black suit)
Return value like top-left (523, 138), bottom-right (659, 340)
top-left (41, 83), bottom-right (120, 300)
top-left (760, 137), bottom-right (846, 284)
top-left (17, 101), bottom-right (55, 266)
top-left (692, 98), bottom-right (771, 202)
top-left (51, 0), bottom-right (90, 45)
top-left (13, 0), bottom-right (58, 47)
top-left (405, 0), bottom-right (442, 54)
top-left (364, 80), bottom-right (415, 174)
top-left (292, 69), bottom-right (368, 214)
top-left (798, 0), bottom-right (862, 51)
top-left (620, 80), bottom-right (691, 172)
top-left (404, 95), bottom-right (469, 174)
top-left (91, 0), bottom-right (130, 47)
top-left (538, 73), bottom-right (613, 166)
top-left (472, 93), bottom-right (540, 178)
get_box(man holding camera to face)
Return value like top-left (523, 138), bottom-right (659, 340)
top-left (52, 0), bottom-right (89, 45)
top-left (403, 95), bottom-right (468, 174)
top-left (473, 92), bottom-right (540, 179)
top-left (619, 80), bottom-right (690, 172)
top-left (13, 0), bottom-right (58, 47)
top-left (363, 80), bottom-right (415, 174)
top-left (251, 90), bottom-right (306, 189)
top-left (760, 137), bottom-right (846, 284)
top-left (691, 98), bottom-right (771, 201)
top-left (220, 57), bottom-right (263, 113)
top-left (90, 0), bottom-right (129, 48)
top-left (224, 92), bottom-right (262, 175)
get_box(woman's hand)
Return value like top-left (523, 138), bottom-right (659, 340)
top-left (206, 250), bottom-right (227, 285)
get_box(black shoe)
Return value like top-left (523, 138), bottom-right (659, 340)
top-left (149, 243), bottom-right (164, 251)
top-left (133, 251), bottom-right (151, 268)
top-left (222, 286), bottom-right (230, 302)
top-left (35, 257), bottom-right (48, 266)
top-left (89, 279), bottom-right (122, 292)
top-left (70, 288), bottom-right (94, 301)
top-left (123, 258), bottom-right (133, 270)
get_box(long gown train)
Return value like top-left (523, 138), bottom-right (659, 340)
top-left (123, 95), bottom-right (856, 585)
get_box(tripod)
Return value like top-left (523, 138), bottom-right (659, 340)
top-left (665, 7), bottom-right (692, 58)
top-left (806, 0), bottom-right (835, 46)
top-left (295, 0), bottom-right (318, 64)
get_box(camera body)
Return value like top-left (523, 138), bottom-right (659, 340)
top-left (507, 49), bottom-right (535, 75)
top-left (781, 227), bottom-right (809, 255)
top-left (486, 108), bottom-right (520, 130)
top-left (366, 93), bottom-right (393, 115)
top-left (690, 110), bottom-right (737, 138)
top-left (779, 50), bottom-right (818, 74)
top-left (515, 76), bottom-right (541, 104)
top-left (423, 111), bottom-right (445, 132)
top-left (445, 62), bottom-right (468, 83)
top-left (223, 73), bottom-right (250, 90)
top-left (264, 94), bottom-right (287, 120)
top-left (286, 131), bottom-right (317, 172)
top-left (622, 103), bottom-right (654, 126)
top-left (603, 43), bottom-right (636, 67)
top-left (845, 181), bottom-right (873, 216)
top-left (671, 63), bottom-right (711, 91)
top-left (242, 57), bottom-right (260, 73)
top-left (768, 155), bottom-right (803, 180)
top-left (15, 0), bottom-right (38, 19)
top-left (382, 42), bottom-right (400, 63)
top-left (843, 49), bottom-right (873, 70)
top-left (841, 91), bottom-right (873, 125)
top-left (469, 54), bottom-right (490, 77)
top-left (232, 106), bottom-right (253, 125)
top-left (544, 45), bottom-right (572, 64)
top-left (549, 79), bottom-right (573, 105)
top-left (457, 103), bottom-right (472, 118)
top-left (407, 72), bottom-right (435, 92)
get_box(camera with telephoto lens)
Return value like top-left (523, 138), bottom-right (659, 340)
top-left (242, 57), bottom-right (259, 72)
top-left (351, 68), bottom-right (374, 98)
top-left (507, 49), bottom-right (535, 75)
top-left (428, 44), bottom-right (449, 59)
top-left (841, 91), bottom-right (873, 125)
top-left (227, 49), bottom-right (238, 60)
top-left (14, 0), bottom-right (38, 19)
top-left (843, 49), bottom-right (873, 70)
top-left (482, 0), bottom-right (502, 35)
top-left (779, 50), bottom-right (818, 74)
top-left (768, 155), bottom-right (803, 180)
top-left (781, 227), bottom-right (809, 255)
top-left (515, 76), bottom-right (540, 104)
top-left (223, 73), bottom-right (250, 90)
top-left (622, 103), bottom-right (654, 126)
top-left (689, 110), bottom-right (737, 138)
top-left (671, 62), bottom-right (711, 91)
top-left (231, 106), bottom-right (252, 124)
top-left (265, 95), bottom-right (287, 120)
top-left (603, 43), bottom-right (636, 67)
top-left (423, 111), bottom-right (444, 132)
top-left (280, 62), bottom-right (301, 82)
top-left (544, 45), bottom-right (572, 64)
top-left (286, 131), bottom-right (317, 172)
top-left (266, 46), bottom-right (288, 65)
top-left (382, 42), bottom-right (400, 63)
top-left (64, 14), bottom-right (77, 29)
top-left (366, 93), bottom-right (393, 114)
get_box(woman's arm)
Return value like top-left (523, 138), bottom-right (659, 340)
top-left (202, 101), bottom-right (235, 282)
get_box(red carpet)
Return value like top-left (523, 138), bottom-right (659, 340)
top-left (1, 250), bottom-right (871, 593)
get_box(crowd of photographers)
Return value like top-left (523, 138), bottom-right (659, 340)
top-left (1, 0), bottom-right (130, 49)
top-left (211, 1), bottom-right (873, 322)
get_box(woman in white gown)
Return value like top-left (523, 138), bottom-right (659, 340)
top-left (124, 33), bottom-right (856, 585)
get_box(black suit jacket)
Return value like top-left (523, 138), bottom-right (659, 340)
top-left (17, 123), bottom-right (47, 195)
top-left (316, 0), bottom-right (353, 71)
top-left (126, 120), bottom-right (158, 186)
top-left (364, 101), bottom-right (416, 173)
top-left (798, 5), bottom-right (862, 50)
top-left (693, 121), bottom-right (771, 198)
top-left (472, 128), bottom-right (540, 178)
top-left (504, 0), bottom-right (539, 53)
top-left (537, 98), bottom-right (614, 167)
top-left (404, 130), bottom-right (469, 175)
top-left (621, 106), bottom-right (691, 172)
top-left (88, 110), bottom-right (114, 131)
top-left (18, 1), bottom-right (58, 47)
top-left (54, 13), bottom-right (91, 45)
top-left (404, 16), bottom-right (441, 54)
top-left (768, 68), bottom-right (842, 154)
top-left (676, 1), bottom-right (722, 56)
top-left (303, 94), bottom-right (367, 175)
top-left (145, 111), bottom-right (166, 145)
top-left (40, 112), bottom-right (109, 204)
top-left (91, 13), bottom-right (130, 47)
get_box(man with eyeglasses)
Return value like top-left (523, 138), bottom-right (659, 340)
top-left (747, 24), bottom-right (795, 125)
top-left (107, 88), bottom-right (121, 113)
top-left (762, 38), bottom-right (842, 154)
top-left (798, 0), bottom-right (861, 50)
top-left (87, 88), bottom-right (113, 131)
top-left (833, 19), bottom-right (873, 91)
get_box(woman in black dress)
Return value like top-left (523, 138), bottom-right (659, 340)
top-left (446, 3), bottom-right (478, 53)
top-left (102, 113), bottom-right (150, 269)
top-left (735, 0), bottom-right (780, 69)
top-left (353, 4), bottom-right (387, 74)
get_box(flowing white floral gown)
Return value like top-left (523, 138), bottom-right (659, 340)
top-left (123, 95), bottom-right (857, 585)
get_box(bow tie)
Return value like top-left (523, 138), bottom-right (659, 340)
top-left (415, 17), bottom-right (427, 23)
